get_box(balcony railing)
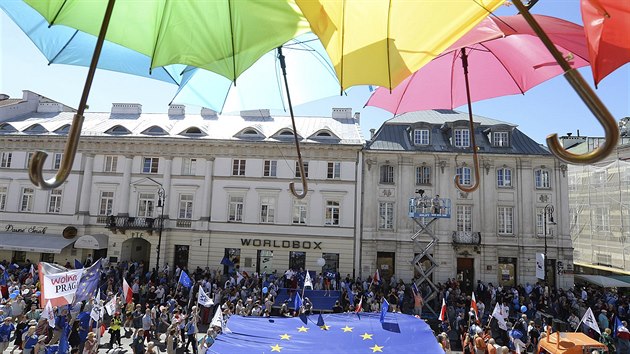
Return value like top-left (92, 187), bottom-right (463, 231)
top-left (104, 215), bottom-right (163, 235)
top-left (452, 231), bottom-right (481, 245)
top-left (176, 219), bottom-right (192, 228)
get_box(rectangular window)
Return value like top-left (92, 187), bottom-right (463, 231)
top-left (137, 193), bottom-right (155, 217)
top-left (142, 157), bottom-right (159, 174)
top-left (228, 196), bottom-right (244, 222)
top-left (289, 251), bottom-right (306, 271)
top-left (0, 186), bottom-right (6, 211)
top-left (456, 205), bottom-right (472, 232)
top-left (327, 162), bottom-right (341, 179)
top-left (456, 167), bottom-right (472, 186)
top-left (594, 207), bottom-right (610, 232)
top-left (293, 201), bottom-right (308, 225)
top-left (260, 196), bottom-right (276, 223)
top-left (99, 191), bottom-right (114, 216)
top-left (178, 194), bottom-right (194, 219)
top-left (12, 251), bottom-right (26, 263)
top-left (454, 129), bottom-right (470, 147)
top-left (53, 153), bottom-right (63, 169)
top-left (232, 159), bottom-right (246, 176)
top-left (378, 202), bottom-right (394, 230)
top-left (493, 131), bottom-right (510, 147)
top-left (497, 168), bottom-right (512, 187)
top-left (26, 152), bottom-right (34, 168)
top-left (0, 152), bottom-right (12, 168)
top-left (535, 208), bottom-right (553, 236)
top-left (48, 189), bottom-right (63, 213)
top-left (325, 200), bottom-right (340, 226)
top-left (322, 253), bottom-right (339, 273)
top-left (380, 165), bottom-right (394, 184)
top-left (415, 166), bottom-right (431, 185)
top-left (20, 187), bottom-right (34, 212)
top-left (40, 253), bottom-right (55, 263)
top-left (497, 206), bottom-right (513, 235)
top-left (535, 169), bottom-right (551, 189)
top-left (263, 160), bottom-right (277, 177)
top-left (182, 158), bottom-right (197, 175)
top-left (104, 155), bottom-right (118, 172)
top-left (295, 161), bottom-right (309, 178)
top-left (413, 129), bottom-right (430, 145)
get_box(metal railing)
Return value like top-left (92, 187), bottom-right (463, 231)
top-left (452, 231), bottom-right (481, 245)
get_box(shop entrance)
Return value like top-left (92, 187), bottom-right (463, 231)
top-left (121, 238), bottom-right (151, 266)
top-left (457, 257), bottom-right (475, 294)
top-left (376, 252), bottom-right (395, 283)
top-left (256, 250), bottom-right (273, 274)
top-left (174, 245), bottom-right (189, 270)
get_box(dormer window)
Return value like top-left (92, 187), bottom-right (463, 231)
top-left (243, 129), bottom-right (259, 135)
top-left (179, 126), bottom-right (205, 136)
top-left (413, 129), bottom-right (430, 145)
top-left (236, 127), bottom-right (265, 139)
top-left (23, 124), bottom-right (48, 134)
top-left (54, 124), bottom-right (70, 135)
top-left (456, 166), bottom-right (472, 186)
top-left (454, 128), bottom-right (470, 148)
top-left (493, 131), bottom-right (510, 147)
top-left (280, 130), bottom-right (294, 136)
top-left (317, 131), bottom-right (331, 137)
top-left (142, 126), bottom-right (168, 135)
top-left (0, 123), bottom-right (17, 134)
top-left (106, 125), bottom-right (131, 135)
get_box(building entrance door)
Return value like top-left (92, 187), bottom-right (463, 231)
top-left (174, 245), bottom-right (189, 270)
top-left (257, 250), bottom-right (273, 274)
top-left (121, 238), bottom-right (151, 266)
top-left (457, 257), bottom-right (474, 294)
top-left (377, 252), bottom-right (395, 283)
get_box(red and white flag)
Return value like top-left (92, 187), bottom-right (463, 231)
top-left (355, 297), bottom-right (363, 313)
top-left (41, 300), bottom-right (56, 327)
top-left (123, 278), bottom-right (133, 304)
top-left (471, 293), bottom-right (479, 322)
top-left (438, 298), bottom-right (447, 321)
top-left (372, 269), bottom-right (380, 285)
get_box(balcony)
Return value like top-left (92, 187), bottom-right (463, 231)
top-left (452, 231), bottom-right (481, 245)
top-left (176, 219), bottom-right (192, 228)
top-left (104, 215), bottom-right (163, 235)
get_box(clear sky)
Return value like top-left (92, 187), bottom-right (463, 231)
top-left (1, 1), bottom-right (628, 144)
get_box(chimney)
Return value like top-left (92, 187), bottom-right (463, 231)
top-left (168, 104), bottom-right (185, 115)
top-left (332, 108), bottom-right (352, 119)
top-left (200, 107), bottom-right (217, 118)
top-left (370, 128), bottom-right (376, 139)
top-left (240, 109), bottom-right (270, 118)
top-left (37, 102), bottom-right (63, 113)
top-left (354, 112), bottom-right (360, 123)
top-left (111, 103), bottom-right (142, 114)
top-left (566, 133), bottom-right (572, 137)
top-left (577, 129), bottom-right (580, 137)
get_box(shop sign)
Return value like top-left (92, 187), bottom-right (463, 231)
top-left (240, 238), bottom-right (322, 250)
top-left (4, 224), bottom-right (48, 234)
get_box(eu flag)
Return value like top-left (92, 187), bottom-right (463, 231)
top-left (380, 299), bottom-right (389, 323)
top-left (294, 292), bottom-right (303, 310)
top-left (74, 259), bottom-right (84, 269)
top-left (206, 313), bottom-right (444, 353)
top-left (58, 323), bottom-right (70, 354)
top-left (179, 271), bottom-right (193, 288)
top-left (613, 315), bottom-right (623, 338)
top-left (73, 259), bottom-right (101, 304)
top-left (220, 257), bottom-right (234, 267)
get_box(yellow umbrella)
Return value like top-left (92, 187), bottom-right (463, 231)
top-left (296, 0), bottom-right (505, 90)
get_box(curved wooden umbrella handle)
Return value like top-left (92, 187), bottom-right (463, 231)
top-left (513, 0), bottom-right (619, 164)
top-left (289, 161), bottom-right (308, 199)
top-left (454, 149), bottom-right (481, 193)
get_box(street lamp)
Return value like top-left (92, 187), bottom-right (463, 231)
top-left (543, 204), bottom-right (556, 285)
top-left (156, 186), bottom-right (166, 271)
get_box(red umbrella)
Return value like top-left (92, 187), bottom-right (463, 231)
top-left (581, 0), bottom-right (630, 86)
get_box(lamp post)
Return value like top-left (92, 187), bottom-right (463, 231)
top-left (156, 186), bottom-right (165, 271)
top-left (543, 204), bottom-right (556, 285)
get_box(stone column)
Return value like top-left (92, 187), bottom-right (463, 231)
top-left (78, 154), bottom-right (94, 215)
top-left (119, 155), bottom-right (133, 216)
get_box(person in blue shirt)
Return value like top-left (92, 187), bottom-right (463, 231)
top-left (22, 325), bottom-right (38, 354)
top-left (0, 317), bottom-right (15, 353)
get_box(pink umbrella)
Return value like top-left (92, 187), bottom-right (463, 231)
top-left (366, 14), bottom-right (590, 193)
top-left (366, 15), bottom-right (590, 115)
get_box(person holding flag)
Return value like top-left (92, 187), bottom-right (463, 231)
top-left (411, 283), bottom-right (423, 316)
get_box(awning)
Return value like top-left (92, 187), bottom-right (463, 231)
top-left (74, 234), bottom-right (108, 250)
top-left (573, 261), bottom-right (630, 276)
top-left (574, 274), bottom-right (630, 288)
top-left (0, 233), bottom-right (75, 254)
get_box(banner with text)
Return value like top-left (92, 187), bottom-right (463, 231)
top-left (536, 253), bottom-right (545, 280)
top-left (42, 269), bottom-right (83, 300)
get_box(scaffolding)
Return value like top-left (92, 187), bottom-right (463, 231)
top-left (569, 158), bottom-right (630, 272)
top-left (408, 196), bottom-right (451, 316)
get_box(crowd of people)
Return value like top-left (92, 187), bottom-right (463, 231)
top-left (1, 257), bottom-right (630, 354)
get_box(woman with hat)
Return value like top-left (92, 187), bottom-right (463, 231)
top-left (82, 332), bottom-right (97, 354)
top-left (32, 335), bottom-right (47, 354)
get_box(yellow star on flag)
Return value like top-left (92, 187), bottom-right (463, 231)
top-left (297, 326), bottom-right (309, 332)
top-left (370, 344), bottom-right (384, 352)
top-left (279, 334), bottom-right (291, 340)
top-left (361, 333), bottom-right (373, 340)
top-left (270, 344), bottom-right (283, 352)
top-left (320, 324), bottom-right (331, 330)
top-left (341, 325), bottom-right (353, 332)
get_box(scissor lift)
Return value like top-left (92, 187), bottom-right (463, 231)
top-left (408, 194), bottom-right (451, 316)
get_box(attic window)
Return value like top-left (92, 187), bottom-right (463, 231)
top-left (243, 129), bottom-right (259, 135)
top-left (54, 124), bottom-right (70, 134)
top-left (279, 130), bottom-right (294, 136)
top-left (142, 125), bottom-right (168, 135)
top-left (492, 131), bottom-right (510, 147)
top-left (23, 124), bottom-right (48, 134)
top-left (106, 125), bottom-right (131, 135)
top-left (317, 131), bottom-right (332, 137)
top-left (0, 123), bottom-right (17, 133)
top-left (180, 126), bottom-right (204, 135)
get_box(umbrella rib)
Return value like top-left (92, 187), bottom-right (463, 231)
top-left (228, 0), bottom-right (237, 82)
top-left (387, 0), bottom-right (393, 91)
top-left (48, 30), bottom-right (79, 65)
top-left (148, 1), bottom-right (170, 76)
top-left (340, 0), bottom-right (346, 93)
top-left (48, 0), bottom-right (69, 27)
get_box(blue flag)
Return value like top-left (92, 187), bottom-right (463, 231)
top-left (74, 259), bottom-right (83, 269)
top-left (294, 292), bottom-right (303, 310)
top-left (317, 313), bottom-right (325, 327)
top-left (179, 271), bottom-right (192, 288)
top-left (57, 323), bottom-right (70, 354)
top-left (347, 288), bottom-right (355, 307)
top-left (0, 270), bottom-right (8, 285)
top-left (220, 257), bottom-right (234, 267)
top-left (73, 259), bottom-right (101, 304)
top-left (380, 299), bottom-right (389, 323)
top-left (613, 315), bottom-right (623, 338)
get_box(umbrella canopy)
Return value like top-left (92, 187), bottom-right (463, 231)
top-left (581, 0), bottom-right (630, 86)
top-left (366, 15), bottom-right (590, 115)
top-left (295, 0), bottom-right (505, 90)
top-left (23, 0), bottom-right (311, 81)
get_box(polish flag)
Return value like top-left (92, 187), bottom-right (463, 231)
top-left (471, 293), bottom-right (479, 322)
top-left (373, 269), bottom-right (380, 284)
top-left (355, 297), bottom-right (363, 313)
top-left (438, 298), bottom-right (447, 321)
top-left (123, 278), bottom-right (133, 304)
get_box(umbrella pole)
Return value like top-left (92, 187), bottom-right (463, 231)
top-left (277, 47), bottom-right (308, 199)
top-left (454, 48), bottom-right (481, 193)
top-left (28, 0), bottom-right (117, 189)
